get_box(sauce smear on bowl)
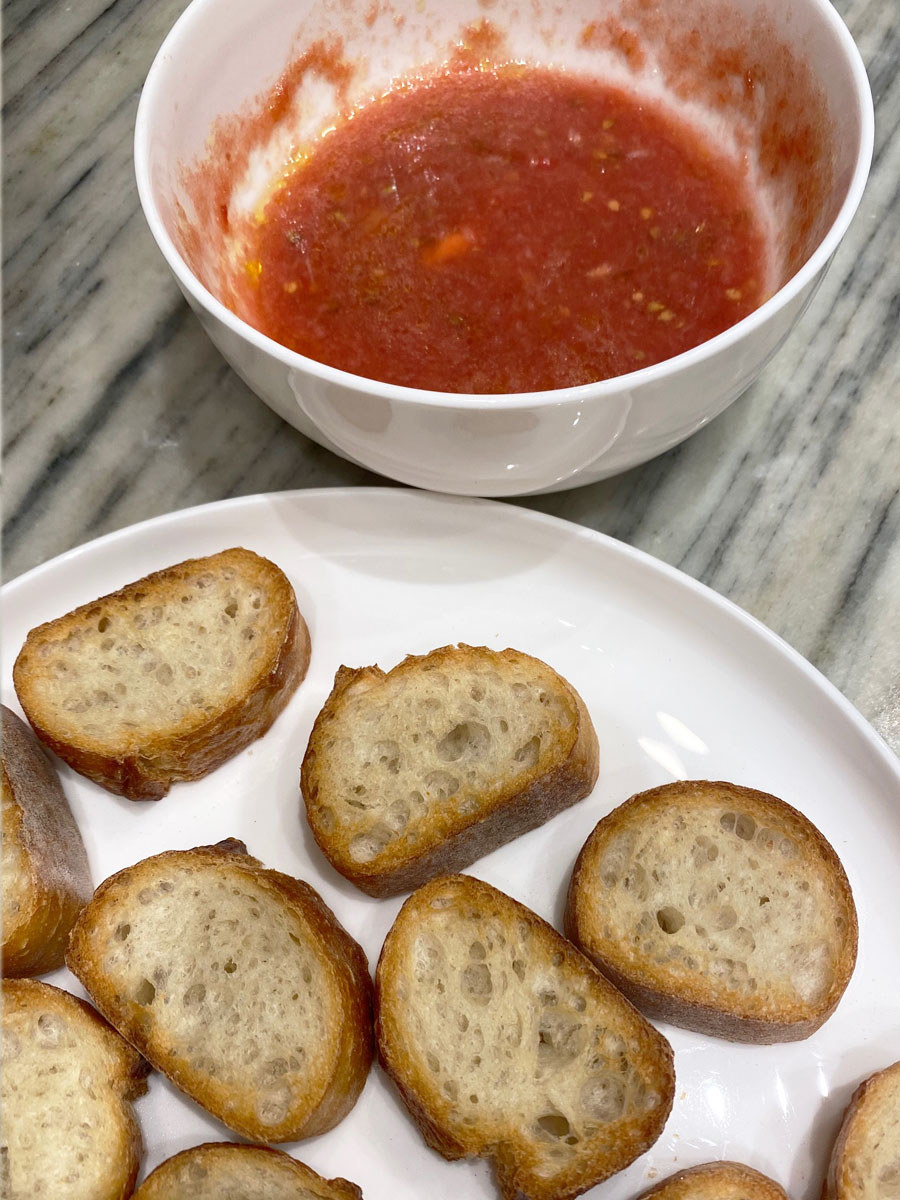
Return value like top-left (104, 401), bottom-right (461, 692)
top-left (245, 66), bottom-right (770, 393)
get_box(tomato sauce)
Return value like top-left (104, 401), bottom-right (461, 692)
top-left (244, 66), bottom-right (770, 393)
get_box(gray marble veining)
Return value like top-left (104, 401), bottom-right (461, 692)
top-left (3, 0), bottom-right (898, 753)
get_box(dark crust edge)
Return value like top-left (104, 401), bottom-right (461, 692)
top-left (374, 873), bottom-right (676, 1200)
top-left (1, 704), bottom-right (94, 976)
top-left (13, 548), bottom-right (310, 801)
top-left (302, 644), bottom-right (600, 897)
top-left (66, 843), bottom-right (374, 1142)
top-left (634, 1160), bottom-right (789, 1199)
top-left (131, 1142), bottom-right (364, 1200)
top-left (565, 780), bottom-right (859, 1044)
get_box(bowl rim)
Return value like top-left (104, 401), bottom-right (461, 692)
top-left (134, 0), bottom-right (875, 411)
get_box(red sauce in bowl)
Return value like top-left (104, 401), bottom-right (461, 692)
top-left (243, 66), bottom-right (770, 393)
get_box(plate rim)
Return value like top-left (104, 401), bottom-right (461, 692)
top-left (3, 486), bottom-right (896, 782)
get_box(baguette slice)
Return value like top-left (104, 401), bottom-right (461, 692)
top-left (634, 1161), bottom-right (789, 1199)
top-left (376, 874), bottom-right (675, 1200)
top-left (1, 978), bottom-right (149, 1200)
top-left (566, 780), bottom-right (858, 1042)
top-left (131, 1143), bottom-right (363, 1199)
top-left (823, 1060), bottom-right (900, 1199)
top-left (13, 547), bottom-right (310, 800)
top-left (66, 840), bottom-right (374, 1142)
top-left (2, 704), bottom-right (93, 976)
top-left (302, 644), bottom-right (599, 897)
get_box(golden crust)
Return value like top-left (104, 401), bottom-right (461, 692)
top-left (375, 874), bottom-right (675, 1200)
top-left (822, 1060), bottom-right (900, 1199)
top-left (13, 548), bottom-right (310, 801)
top-left (131, 1143), bottom-right (363, 1199)
top-left (66, 842), bottom-right (374, 1142)
top-left (565, 780), bottom-right (858, 1043)
top-left (2, 979), bottom-right (149, 1200)
top-left (1, 705), bottom-right (93, 976)
top-left (634, 1161), bottom-right (789, 1199)
top-left (302, 644), bottom-right (599, 897)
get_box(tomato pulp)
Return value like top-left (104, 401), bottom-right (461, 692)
top-left (245, 66), bottom-right (770, 393)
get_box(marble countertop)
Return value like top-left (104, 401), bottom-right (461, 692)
top-left (4, 0), bottom-right (898, 755)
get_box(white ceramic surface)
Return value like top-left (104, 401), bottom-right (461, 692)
top-left (3, 489), bottom-right (897, 1197)
top-left (135, 0), bottom-right (873, 496)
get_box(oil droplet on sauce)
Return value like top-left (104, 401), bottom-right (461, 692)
top-left (243, 65), bottom-right (770, 393)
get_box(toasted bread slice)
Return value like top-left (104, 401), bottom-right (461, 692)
top-left (66, 840), bottom-right (374, 1142)
top-left (823, 1060), bottom-right (900, 1199)
top-left (1, 704), bottom-right (93, 976)
top-left (302, 644), bottom-right (599, 897)
top-left (634, 1161), bottom-right (789, 1198)
top-left (13, 547), bottom-right (310, 800)
top-left (131, 1143), bottom-right (363, 1199)
top-left (375, 874), bottom-right (675, 1200)
top-left (566, 780), bottom-right (858, 1043)
top-left (1, 979), bottom-right (149, 1200)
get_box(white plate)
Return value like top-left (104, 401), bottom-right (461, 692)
top-left (3, 488), bottom-right (898, 1199)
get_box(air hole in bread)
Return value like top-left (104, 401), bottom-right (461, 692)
top-left (97, 616), bottom-right (111, 632)
top-left (786, 940), bottom-right (833, 1004)
top-left (499, 719), bottom-right (509, 733)
top-left (514, 736), bottom-right (541, 768)
top-left (437, 722), bottom-right (491, 762)
top-left (692, 835), bottom-right (719, 866)
top-left (733, 927), bottom-right (756, 952)
top-left (385, 799), bottom-right (410, 831)
top-left (425, 771), bottom-right (459, 801)
top-left (711, 905), bottom-right (737, 931)
top-left (316, 805), bottom-right (335, 831)
top-left (115, 923), bottom-right (131, 941)
top-left (224, 601), bottom-right (238, 618)
top-left (461, 962), bottom-right (492, 1002)
top-left (624, 865), bottom-right (649, 901)
top-left (736, 813), bottom-right (757, 838)
top-left (183, 983), bottom-right (206, 1006)
top-left (536, 1112), bottom-right (575, 1140)
top-left (349, 824), bottom-right (392, 863)
top-left (512, 959), bottom-right (526, 981)
top-left (470, 684), bottom-right (485, 701)
top-left (36, 1013), bottom-right (64, 1048)
top-left (223, 958), bottom-right (237, 974)
top-left (581, 1074), bottom-right (626, 1122)
top-left (256, 1089), bottom-right (291, 1126)
top-left (537, 1013), bottom-right (584, 1070)
top-left (375, 740), bottom-right (401, 773)
top-left (426, 1052), bottom-right (441, 1073)
top-left (135, 978), bottom-right (156, 1005)
top-left (656, 907), bottom-right (684, 934)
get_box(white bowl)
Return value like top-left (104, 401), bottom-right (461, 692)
top-left (135, 0), bottom-right (873, 496)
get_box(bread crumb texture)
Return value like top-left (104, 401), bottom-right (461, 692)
top-left (131, 1142), bottom-right (363, 1200)
top-left (1, 979), bottom-right (147, 1200)
top-left (376, 875), bottom-right (674, 1200)
top-left (66, 846), bottom-right (373, 1141)
top-left (304, 644), bottom-right (596, 889)
top-left (14, 549), bottom-right (299, 749)
top-left (569, 781), bottom-right (857, 1036)
top-left (634, 1160), bottom-right (789, 1198)
top-left (828, 1061), bottom-right (900, 1199)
